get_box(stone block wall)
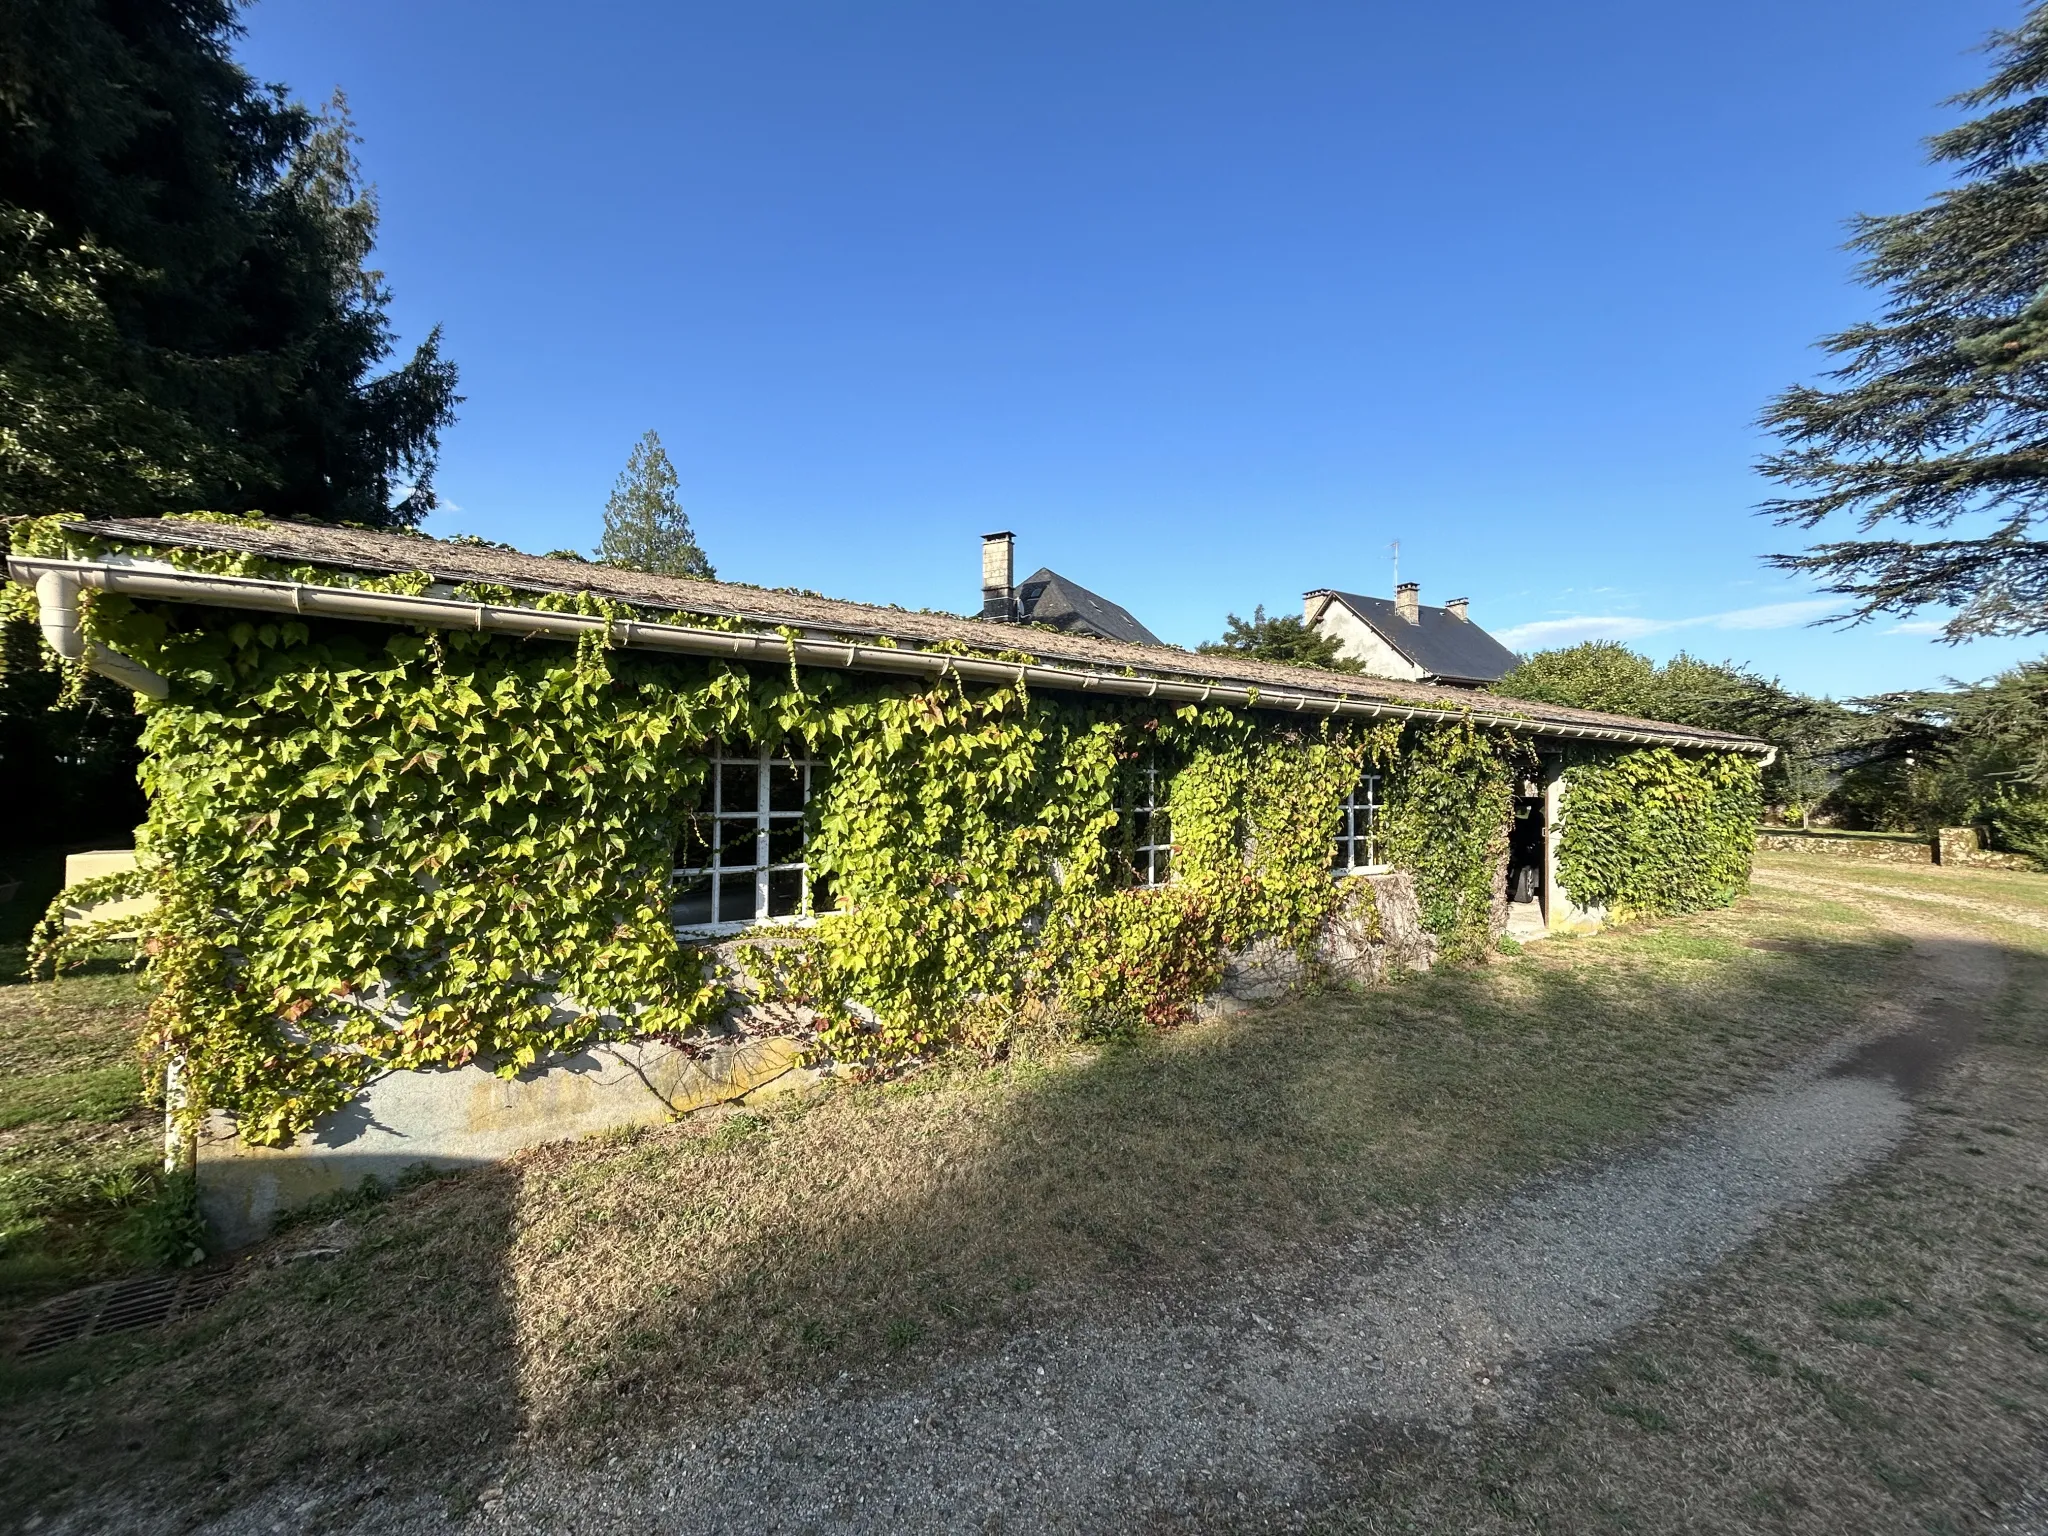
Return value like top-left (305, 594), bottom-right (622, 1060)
top-left (1755, 830), bottom-right (1933, 864)
top-left (1937, 826), bottom-right (2041, 872)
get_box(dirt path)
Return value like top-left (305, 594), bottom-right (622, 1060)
top-left (1753, 861), bottom-right (2048, 933)
top-left (168, 928), bottom-right (2008, 1536)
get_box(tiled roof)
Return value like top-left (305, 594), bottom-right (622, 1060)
top-left (62, 517), bottom-right (1767, 752)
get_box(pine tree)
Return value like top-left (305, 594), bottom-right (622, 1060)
top-left (1761, 7), bottom-right (2048, 638)
top-left (597, 431), bottom-right (715, 578)
top-left (1197, 606), bottom-right (1362, 672)
top-left (0, 2), bottom-right (458, 525)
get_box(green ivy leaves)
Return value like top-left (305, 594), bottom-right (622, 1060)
top-left (1555, 747), bottom-right (1761, 920)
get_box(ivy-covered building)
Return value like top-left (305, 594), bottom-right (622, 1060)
top-left (7, 515), bottom-right (1769, 1241)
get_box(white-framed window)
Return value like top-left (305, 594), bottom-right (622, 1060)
top-left (673, 743), bottom-right (833, 931)
top-left (1332, 773), bottom-right (1387, 875)
top-left (1117, 757), bottom-right (1173, 888)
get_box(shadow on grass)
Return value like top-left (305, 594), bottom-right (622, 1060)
top-left (0, 900), bottom-right (2005, 1525)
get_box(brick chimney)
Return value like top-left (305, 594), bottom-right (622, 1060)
top-left (1394, 581), bottom-right (1420, 625)
top-left (1445, 596), bottom-right (1469, 623)
top-left (981, 532), bottom-right (1016, 620)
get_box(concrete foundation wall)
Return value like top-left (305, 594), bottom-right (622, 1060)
top-left (196, 1035), bottom-right (804, 1249)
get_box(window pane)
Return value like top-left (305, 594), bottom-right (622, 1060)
top-left (1333, 834), bottom-right (1349, 872)
top-left (1151, 809), bottom-right (1171, 847)
top-left (767, 868), bottom-right (804, 917)
top-left (713, 817), bottom-right (759, 868)
top-left (1152, 846), bottom-right (1172, 885)
top-left (672, 874), bottom-right (713, 927)
top-left (810, 873), bottom-right (838, 913)
top-left (719, 760), bottom-right (760, 814)
top-left (767, 758), bottom-right (806, 812)
top-left (766, 818), bottom-right (805, 866)
top-left (1128, 810), bottom-right (1151, 850)
top-left (717, 872), bottom-right (758, 924)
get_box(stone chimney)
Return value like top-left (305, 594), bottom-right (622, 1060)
top-left (1445, 596), bottom-right (1469, 623)
top-left (1302, 589), bottom-right (1331, 624)
top-left (981, 531), bottom-right (1016, 620)
top-left (1394, 581), bottom-right (1420, 625)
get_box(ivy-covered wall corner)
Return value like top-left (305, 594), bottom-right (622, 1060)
top-left (1554, 747), bottom-right (1762, 922)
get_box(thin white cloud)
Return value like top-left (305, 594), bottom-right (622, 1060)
top-left (1493, 615), bottom-right (1672, 649)
top-left (1708, 598), bottom-right (1840, 631)
top-left (1494, 597), bottom-right (1840, 653)
top-left (1883, 619), bottom-right (1946, 636)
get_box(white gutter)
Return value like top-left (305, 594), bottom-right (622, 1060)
top-left (6, 556), bottom-right (1772, 756)
top-left (32, 569), bottom-right (171, 699)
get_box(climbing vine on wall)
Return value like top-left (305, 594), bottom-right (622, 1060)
top-left (12, 513), bottom-right (1761, 1143)
top-left (1555, 746), bottom-right (1761, 920)
top-left (1380, 717), bottom-right (1526, 962)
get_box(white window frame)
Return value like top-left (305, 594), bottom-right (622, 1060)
top-left (1333, 773), bottom-right (1390, 877)
top-left (1118, 757), bottom-right (1173, 888)
top-left (672, 743), bottom-right (829, 934)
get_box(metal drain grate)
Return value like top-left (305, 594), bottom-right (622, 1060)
top-left (13, 1267), bottom-right (234, 1359)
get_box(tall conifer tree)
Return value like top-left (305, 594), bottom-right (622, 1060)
top-left (597, 431), bottom-right (715, 579)
top-left (1762, 6), bottom-right (2048, 638)
top-left (0, 1), bottom-right (458, 525)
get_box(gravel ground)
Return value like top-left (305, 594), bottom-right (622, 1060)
top-left (135, 931), bottom-right (2000, 1536)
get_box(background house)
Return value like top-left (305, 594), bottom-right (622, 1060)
top-left (1305, 583), bottom-right (1517, 688)
top-left (980, 531), bottom-right (1161, 646)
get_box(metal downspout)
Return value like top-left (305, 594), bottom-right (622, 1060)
top-left (34, 569), bottom-right (172, 699)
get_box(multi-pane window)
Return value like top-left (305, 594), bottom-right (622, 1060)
top-left (673, 744), bottom-right (832, 930)
top-left (1117, 758), bottom-right (1173, 888)
top-left (1332, 774), bottom-right (1385, 875)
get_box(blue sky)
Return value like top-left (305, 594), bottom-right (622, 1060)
top-left (237, 0), bottom-right (2041, 699)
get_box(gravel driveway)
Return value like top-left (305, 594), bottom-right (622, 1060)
top-left (156, 928), bottom-right (2003, 1536)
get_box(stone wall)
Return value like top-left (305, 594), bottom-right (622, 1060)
top-left (1937, 826), bottom-right (2041, 872)
top-left (1199, 871), bottom-right (1438, 1018)
top-left (1755, 830), bottom-right (1933, 865)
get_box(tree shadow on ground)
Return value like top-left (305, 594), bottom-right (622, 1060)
top-left (0, 897), bottom-right (2000, 1527)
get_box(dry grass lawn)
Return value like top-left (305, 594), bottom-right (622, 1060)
top-left (0, 862), bottom-right (1956, 1526)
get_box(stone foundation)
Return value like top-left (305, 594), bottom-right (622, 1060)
top-left (195, 1034), bottom-right (806, 1249)
top-left (1199, 872), bottom-right (1437, 1017)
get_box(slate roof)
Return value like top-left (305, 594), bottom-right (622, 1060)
top-left (1014, 567), bottom-right (1162, 646)
top-left (46, 517), bottom-right (1766, 752)
top-left (1316, 591), bottom-right (1520, 685)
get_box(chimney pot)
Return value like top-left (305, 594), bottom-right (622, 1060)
top-left (981, 531), bottom-right (1016, 621)
top-left (1394, 581), bottom-right (1420, 625)
top-left (1445, 596), bottom-right (1469, 622)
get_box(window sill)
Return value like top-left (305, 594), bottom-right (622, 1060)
top-left (1333, 865), bottom-right (1394, 880)
top-left (674, 913), bottom-right (839, 940)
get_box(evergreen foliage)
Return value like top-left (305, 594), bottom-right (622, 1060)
top-left (1760, 5), bottom-right (2048, 638)
top-left (597, 431), bottom-right (715, 579)
top-left (1198, 606), bottom-right (1361, 672)
top-left (1830, 657), bottom-right (2048, 860)
top-left (0, 3), bottom-right (458, 526)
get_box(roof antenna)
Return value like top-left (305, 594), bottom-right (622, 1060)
top-left (1389, 539), bottom-right (1399, 594)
